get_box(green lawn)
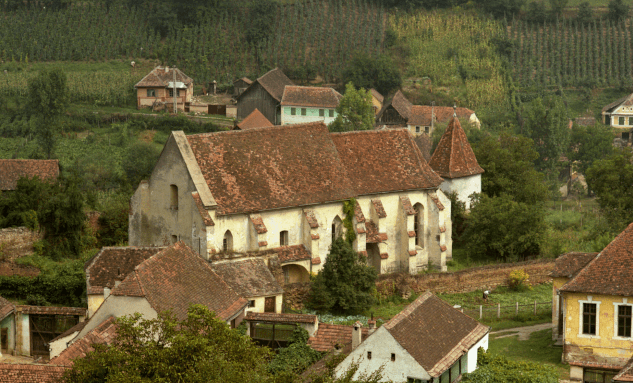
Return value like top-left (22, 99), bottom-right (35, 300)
top-left (489, 328), bottom-right (569, 380)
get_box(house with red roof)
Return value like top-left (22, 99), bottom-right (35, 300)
top-left (233, 108), bottom-right (274, 130)
top-left (134, 66), bottom-right (193, 111)
top-left (428, 115), bottom-right (484, 210)
top-left (557, 223), bottom-right (633, 382)
top-left (129, 122), bottom-right (454, 275)
top-left (236, 68), bottom-right (294, 125)
top-left (280, 86), bottom-right (342, 125)
top-left (334, 291), bottom-right (489, 382)
top-left (0, 159), bottom-right (59, 191)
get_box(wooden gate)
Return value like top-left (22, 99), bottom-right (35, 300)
top-left (29, 315), bottom-right (79, 358)
top-left (264, 296), bottom-right (276, 313)
top-left (208, 105), bottom-right (226, 115)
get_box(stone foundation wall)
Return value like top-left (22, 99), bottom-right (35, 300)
top-left (0, 227), bottom-right (42, 261)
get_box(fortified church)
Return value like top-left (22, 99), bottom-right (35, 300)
top-left (129, 113), bottom-right (481, 278)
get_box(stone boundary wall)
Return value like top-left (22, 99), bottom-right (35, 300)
top-left (283, 259), bottom-right (555, 310)
top-left (0, 227), bottom-right (42, 261)
top-left (0, 262), bottom-right (40, 277)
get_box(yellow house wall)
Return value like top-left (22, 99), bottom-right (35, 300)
top-left (371, 97), bottom-right (382, 116)
top-left (87, 294), bottom-right (105, 319)
top-left (552, 277), bottom-right (568, 340)
top-left (244, 293), bottom-right (284, 314)
top-left (563, 292), bottom-right (633, 367)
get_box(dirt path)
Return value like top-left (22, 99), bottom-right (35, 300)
top-left (490, 322), bottom-right (553, 341)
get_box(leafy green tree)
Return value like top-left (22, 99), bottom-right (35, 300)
top-left (245, 0), bottom-right (277, 45)
top-left (462, 349), bottom-right (558, 383)
top-left (477, 0), bottom-right (525, 18)
top-left (462, 194), bottom-right (547, 262)
top-left (566, 124), bottom-right (613, 175)
top-left (0, 176), bottom-right (50, 229)
top-left (527, 1), bottom-right (548, 23)
top-left (473, 133), bottom-right (548, 205)
top-left (521, 97), bottom-right (571, 171)
top-left (608, 0), bottom-right (630, 22)
top-left (329, 83), bottom-right (375, 133)
top-left (96, 192), bottom-right (130, 247)
top-left (340, 52), bottom-right (402, 97)
top-left (576, 2), bottom-right (594, 23)
top-left (122, 141), bottom-right (161, 187)
top-left (62, 305), bottom-right (273, 383)
top-left (268, 327), bottom-right (323, 378)
top-left (27, 69), bottom-right (68, 159)
top-left (585, 150), bottom-right (633, 230)
top-left (549, 0), bottom-right (568, 18)
top-left (306, 238), bottom-right (377, 314)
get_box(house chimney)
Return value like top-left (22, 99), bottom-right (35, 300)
top-left (165, 66), bottom-right (169, 73)
top-left (352, 321), bottom-right (363, 350)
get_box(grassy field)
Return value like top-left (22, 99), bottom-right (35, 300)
top-left (489, 328), bottom-right (569, 379)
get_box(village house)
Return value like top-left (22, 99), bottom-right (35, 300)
top-left (428, 115), bottom-right (484, 210)
top-left (370, 89), bottom-right (384, 116)
top-left (128, 122), bottom-right (453, 276)
top-left (233, 77), bottom-right (253, 97)
top-left (245, 312), bottom-right (320, 349)
top-left (280, 85), bottom-right (342, 125)
top-left (236, 68), bottom-right (294, 125)
top-left (134, 66), bottom-right (193, 111)
top-left (334, 292), bottom-right (490, 382)
top-left (601, 94), bottom-right (633, 145)
top-left (376, 90), bottom-right (480, 137)
top-left (557, 223), bottom-right (633, 382)
top-left (0, 159), bottom-right (59, 191)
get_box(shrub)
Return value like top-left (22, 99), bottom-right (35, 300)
top-left (508, 269), bottom-right (532, 291)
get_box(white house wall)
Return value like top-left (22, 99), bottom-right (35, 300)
top-left (467, 333), bottom-right (489, 373)
top-left (281, 106), bottom-right (337, 125)
top-left (244, 293), bottom-right (284, 314)
top-left (49, 331), bottom-right (80, 359)
top-left (438, 174), bottom-right (481, 211)
top-left (334, 326), bottom-right (431, 382)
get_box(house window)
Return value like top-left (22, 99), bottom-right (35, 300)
top-left (223, 230), bottom-right (233, 252)
top-left (629, 117), bottom-right (633, 125)
top-left (230, 318), bottom-right (237, 329)
top-left (249, 300), bottom-right (256, 308)
top-left (618, 305), bottom-right (632, 337)
top-left (583, 369), bottom-right (617, 383)
top-left (301, 108), bottom-right (306, 116)
top-left (425, 126), bottom-right (430, 134)
top-left (168, 89), bottom-right (180, 97)
top-left (147, 89), bottom-right (156, 97)
top-left (623, 132), bottom-right (630, 141)
top-left (291, 107), bottom-right (296, 116)
top-left (414, 203), bottom-right (424, 248)
top-left (170, 185), bottom-right (178, 209)
top-left (583, 303), bottom-right (597, 335)
top-left (331, 216), bottom-right (342, 244)
top-left (391, 353), bottom-right (396, 362)
top-left (619, 117), bottom-right (625, 125)
top-left (319, 109), bottom-right (325, 117)
top-left (329, 109), bottom-right (334, 118)
top-left (171, 235), bottom-right (177, 244)
top-left (415, 126), bottom-right (420, 133)
top-left (367, 351), bottom-right (372, 360)
top-left (280, 230), bottom-right (289, 246)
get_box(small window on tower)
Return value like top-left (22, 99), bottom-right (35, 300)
top-left (280, 230), bottom-right (289, 246)
top-left (170, 185), bottom-right (178, 209)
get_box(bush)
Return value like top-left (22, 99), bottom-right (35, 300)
top-left (508, 270), bottom-right (532, 291)
top-left (463, 348), bottom-right (558, 383)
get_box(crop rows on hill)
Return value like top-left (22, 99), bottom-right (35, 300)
top-left (508, 19), bottom-right (633, 88)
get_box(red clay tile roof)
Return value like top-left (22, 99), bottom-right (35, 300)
top-left (192, 192), bottom-right (214, 226)
top-left (210, 258), bottom-right (283, 298)
top-left (281, 86), bottom-right (342, 108)
top-left (365, 221), bottom-right (387, 244)
top-left (85, 246), bottom-right (165, 294)
top-left (187, 123), bottom-right (356, 215)
top-left (242, 68), bottom-right (294, 102)
top-left (245, 312), bottom-right (317, 324)
top-left (331, 129), bottom-right (443, 195)
top-left (354, 201), bottom-right (366, 223)
top-left (308, 323), bottom-right (369, 352)
top-left (430, 193), bottom-right (445, 210)
top-left (111, 242), bottom-right (247, 321)
top-left (383, 291), bottom-right (489, 378)
top-left (304, 210), bottom-right (320, 228)
top-left (561, 223), bottom-right (633, 296)
top-left (400, 196), bottom-right (416, 215)
top-left (250, 214), bottom-right (268, 234)
top-left (614, 356), bottom-right (633, 382)
top-left (274, 245), bottom-right (312, 263)
top-left (16, 305), bottom-right (86, 316)
top-left (0, 159), bottom-right (59, 190)
top-left (259, 241), bottom-right (268, 247)
top-left (414, 133), bottom-right (432, 163)
top-left (429, 116), bottom-right (484, 179)
top-left (387, 90), bottom-right (412, 120)
top-left (0, 295), bottom-right (14, 321)
top-left (370, 89), bottom-right (384, 103)
top-left (371, 199), bottom-right (387, 218)
top-left (551, 252), bottom-right (598, 278)
top-left (50, 316), bottom-right (117, 367)
top-left (235, 108), bottom-right (274, 130)
top-left (311, 234), bottom-right (320, 240)
top-left (0, 363), bottom-right (68, 382)
top-left (379, 253), bottom-right (389, 259)
top-left (408, 105), bottom-right (474, 126)
top-left (311, 257), bottom-right (321, 265)
top-left (135, 66), bottom-right (192, 88)
top-left (50, 319), bottom-right (89, 343)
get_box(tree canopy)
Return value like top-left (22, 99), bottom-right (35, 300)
top-left (340, 53), bottom-right (401, 97)
top-left (463, 349), bottom-right (558, 383)
top-left (566, 123), bottom-right (614, 175)
top-left (329, 83), bottom-right (375, 133)
top-left (306, 238), bottom-right (377, 314)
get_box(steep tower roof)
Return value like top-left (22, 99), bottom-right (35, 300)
top-left (429, 116), bottom-right (483, 179)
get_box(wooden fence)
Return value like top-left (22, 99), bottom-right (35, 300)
top-left (460, 301), bottom-right (552, 321)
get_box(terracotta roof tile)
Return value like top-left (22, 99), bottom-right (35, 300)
top-left (245, 312), bottom-right (317, 324)
top-left (281, 86), bottom-right (342, 108)
top-left (380, 253), bottom-right (389, 259)
top-left (304, 210), bottom-right (320, 228)
top-left (85, 246), bottom-right (165, 292)
top-left (210, 258), bottom-right (283, 298)
top-left (365, 221), bottom-right (387, 244)
top-left (331, 130), bottom-right (443, 195)
top-left (50, 319), bottom-right (88, 343)
top-left (250, 214), bottom-right (267, 234)
top-left (561, 223), bottom-right (633, 296)
top-left (311, 234), bottom-right (320, 240)
top-left (408, 231), bottom-right (416, 238)
top-left (192, 192), bottom-right (214, 226)
top-left (111, 242), bottom-right (247, 321)
top-left (440, 245), bottom-right (447, 252)
top-left (135, 66), bottom-right (192, 88)
top-left (0, 363), bottom-right (68, 382)
top-left (383, 292), bottom-right (489, 378)
top-left (414, 134), bottom-right (432, 162)
top-left (0, 294), bottom-right (14, 321)
top-left (372, 199), bottom-right (387, 218)
top-left (308, 323), bottom-right (369, 352)
top-left (400, 196), bottom-right (415, 215)
top-left (241, 68), bottom-right (294, 102)
top-left (235, 108), bottom-right (274, 130)
top-left (16, 305), bottom-right (86, 316)
top-left (378, 90), bottom-right (412, 120)
top-left (614, 356), bottom-right (633, 381)
top-left (354, 202), bottom-right (366, 223)
top-left (370, 89), bottom-right (384, 103)
top-left (259, 241), bottom-right (268, 247)
top-left (50, 317), bottom-right (117, 367)
top-left (439, 226), bottom-right (446, 233)
top-left (241, 244), bottom-right (311, 264)
top-left (429, 116), bottom-right (484, 179)
top-left (408, 105), bottom-right (474, 126)
top-left (0, 159), bottom-right (59, 190)
top-left (430, 193), bottom-right (445, 211)
top-left (311, 257), bottom-right (321, 265)
top-left (551, 252), bottom-right (598, 278)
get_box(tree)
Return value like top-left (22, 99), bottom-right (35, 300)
top-left (306, 238), bottom-right (377, 314)
top-left (527, 1), bottom-right (548, 23)
top-left (576, 2), bottom-right (594, 23)
top-left (473, 133), bottom-right (548, 205)
top-left (476, 0), bottom-right (524, 18)
top-left (329, 83), bottom-right (375, 133)
top-left (62, 305), bottom-right (274, 383)
top-left (27, 69), bottom-right (68, 159)
top-left (549, 0), bottom-right (568, 18)
top-left (340, 52), bottom-right (402, 97)
top-left (245, 0), bottom-right (277, 45)
top-left (566, 123), bottom-right (614, 175)
top-left (122, 141), bottom-right (161, 187)
top-left (462, 349), bottom-right (558, 383)
top-left (461, 194), bottom-right (547, 262)
top-left (585, 150), bottom-right (633, 230)
top-left (268, 327), bottom-right (323, 378)
top-left (608, 0), bottom-right (629, 22)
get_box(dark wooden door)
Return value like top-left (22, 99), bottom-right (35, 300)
top-left (1, 328), bottom-right (7, 352)
top-left (264, 296), bottom-right (276, 313)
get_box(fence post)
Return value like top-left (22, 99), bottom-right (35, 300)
top-left (479, 305), bottom-right (482, 320)
top-left (497, 303), bottom-right (501, 319)
top-left (516, 302), bottom-right (519, 316)
top-left (534, 301), bottom-right (537, 315)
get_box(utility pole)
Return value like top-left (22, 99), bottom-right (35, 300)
top-left (173, 67), bottom-right (177, 115)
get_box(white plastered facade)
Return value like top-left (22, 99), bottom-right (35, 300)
top-left (438, 174), bottom-right (481, 211)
